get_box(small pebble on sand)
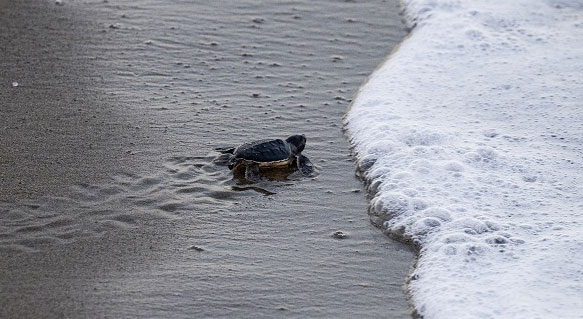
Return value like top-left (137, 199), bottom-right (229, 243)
top-left (332, 231), bottom-right (348, 239)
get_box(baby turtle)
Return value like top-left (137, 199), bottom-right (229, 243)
top-left (218, 134), bottom-right (314, 180)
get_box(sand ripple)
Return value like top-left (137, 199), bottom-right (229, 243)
top-left (0, 152), bottom-right (294, 252)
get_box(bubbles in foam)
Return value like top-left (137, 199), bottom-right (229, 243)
top-left (346, 0), bottom-right (583, 317)
top-left (399, 129), bottom-right (446, 147)
top-left (372, 192), bottom-right (411, 220)
top-left (443, 161), bottom-right (464, 172)
top-left (423, 207), bottom-right (452, 222)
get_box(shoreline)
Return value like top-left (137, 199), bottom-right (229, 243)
top-left (344, 4), bottom-right (422, 312)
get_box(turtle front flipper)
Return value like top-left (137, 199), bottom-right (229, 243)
top-left (244, 162), bottom-right (262, 182)
top-left (296, 154), bottom-right (314, 176)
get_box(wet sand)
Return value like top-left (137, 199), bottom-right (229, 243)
top-left (0, 0), bottom-right (413, 318)
top-left (0, 0), bottom-right (136, 200)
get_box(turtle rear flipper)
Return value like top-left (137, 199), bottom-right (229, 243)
top-left (296, 154), bottom-right (314, 176)
top-left (214, 146), bottom-right (237, 166)
top-left (213, 153), bottom-right (233, 166)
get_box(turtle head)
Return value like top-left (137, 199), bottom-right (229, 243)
top-left (286, 134), bottom-right (306, 155)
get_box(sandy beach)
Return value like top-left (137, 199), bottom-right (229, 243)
top-left (1, 0), bottom-right (414, 318)
top-left (1, 0), bottom-right (138, 200)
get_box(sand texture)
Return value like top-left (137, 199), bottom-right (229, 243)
top-left (1, 0), bottom-right (413, 318)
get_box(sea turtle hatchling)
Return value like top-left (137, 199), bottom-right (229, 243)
top-left (217, 134), bottom-right (314, 180)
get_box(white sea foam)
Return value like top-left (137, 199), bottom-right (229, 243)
top-left (345, 0), bottom-right (583, 318)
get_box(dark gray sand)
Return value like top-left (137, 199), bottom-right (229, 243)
top-left (0, 0), bottom-right (413, 318)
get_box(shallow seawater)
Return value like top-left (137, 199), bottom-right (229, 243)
top-left (0, 0), bottom-right (413, 317)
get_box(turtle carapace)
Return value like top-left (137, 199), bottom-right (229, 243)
top-left (219, 134), bottom-right (314, 180)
